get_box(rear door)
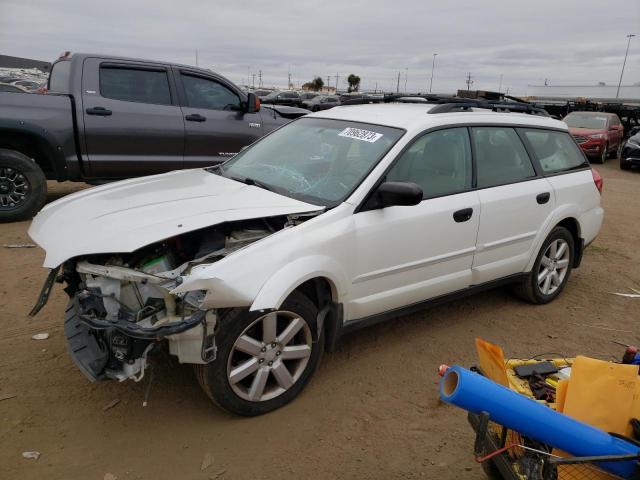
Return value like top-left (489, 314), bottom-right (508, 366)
top-left (471, 126), bottom-right (555, 284)
top-left (177, 70), bottom-right (264, 168)
top-left (81, 58), bottom-right (184, 177)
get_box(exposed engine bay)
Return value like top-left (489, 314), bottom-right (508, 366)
top-left (44, 215), bottom-right (301, 383)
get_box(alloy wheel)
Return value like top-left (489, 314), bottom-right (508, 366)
top-left (226, 310), bottom-right (312, 402)
top-left (0, 167), bottom-right (30, 210)
top-left (537, 239), bottom-right (570, 295)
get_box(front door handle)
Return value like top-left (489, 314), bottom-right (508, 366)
top-left (185, 113), bottom-right (206, 122)
top-left (453, 208), bottom-right (473, 223)
top-left (86, 106), bottom-right (112, 116)
top-left (536, 192), bottom-right (551, 204)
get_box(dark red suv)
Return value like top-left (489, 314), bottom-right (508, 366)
top-left (563, 112), bottom-right (624, 163)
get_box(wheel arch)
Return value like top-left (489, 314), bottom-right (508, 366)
top-left (0, 130), bottom-right (60, 180)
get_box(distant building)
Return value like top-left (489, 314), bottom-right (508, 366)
top-left (527, 84), bottom-right (640, 102)
top-left (0, 54), bottom-right (51, 72)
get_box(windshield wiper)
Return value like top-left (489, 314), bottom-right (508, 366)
top-left (227, 174), bottom-right (276, 193)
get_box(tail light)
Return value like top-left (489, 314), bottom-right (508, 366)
top-left (254, 96), bottom-right (261, 111)
top-left (592, 168), bottom-right (603, 194)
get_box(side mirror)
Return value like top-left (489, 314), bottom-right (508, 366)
top-left (246, 92), bottom-right (260, 113)
top-left (370, 182), bottom-right (423, 209)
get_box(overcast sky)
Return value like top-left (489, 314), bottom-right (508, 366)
top-left (1, 0), bottom-right (638, 95)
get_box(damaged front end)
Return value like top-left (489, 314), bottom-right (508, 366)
top-left (34, 218), bottom-right (287, 383)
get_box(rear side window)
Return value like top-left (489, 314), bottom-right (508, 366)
top-left (181, 74), bottom-right (241, 110)
top-left (472, 127), bottom-right (535, 188)
top-left (49, 60), bottom-right (71, 93)
top-left (387, 127), bottom-right (472, 198)
top-left (521, 129), bottom-right (587, 173)
top-left (100, 66), bottom-right (171, 105)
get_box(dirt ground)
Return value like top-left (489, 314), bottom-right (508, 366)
top-left (1, 161), bottom-right (639, 480)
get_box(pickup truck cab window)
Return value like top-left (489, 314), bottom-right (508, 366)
top-left (521, 129), bottom-right (588, 173)
top-left (99, 66), bottom-right (172, 105)
top-left (386, 127), bottom-right (472, 199)
top-left (181, 74), bottom-right (241, 111)
top-left (49, 60), bottom-right (72, 93)
top-left (472, 126), bottom-right (536, 188)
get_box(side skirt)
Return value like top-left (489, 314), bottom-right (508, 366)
top-left (341, 273), bottom-right (528, 336)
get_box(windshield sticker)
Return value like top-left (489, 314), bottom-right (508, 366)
top-left (338, 127), bottom-right (383, 143)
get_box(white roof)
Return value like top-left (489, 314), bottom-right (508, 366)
top-left (309, 103), bottom-right (568, 133)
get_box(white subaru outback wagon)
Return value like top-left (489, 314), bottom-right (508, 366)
top-left (29, 98), bottom-right (604, 415)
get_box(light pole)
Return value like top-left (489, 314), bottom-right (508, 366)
top-left (429, 53), bottom-right (438, 93)
top-left (616, 34), bottom-right (635, 98)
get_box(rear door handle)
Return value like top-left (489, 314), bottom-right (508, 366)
top-left (85, 107), bottom-right (112, 116)
top-left (453, 208), bottom-right (473, 223)
top-left (536, 192), bottom-right (551, 204)
top-left (185, 113), bottom-right (206, 122)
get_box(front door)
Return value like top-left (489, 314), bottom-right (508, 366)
top-left (178, 71), bottom-right (264, 167)
top-left (81, 58), bottom-right (185, 178)
top-left (348, 127), bottom-right (480, 320)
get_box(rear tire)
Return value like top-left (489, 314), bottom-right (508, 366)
top-left (0, 148), bottom-right (47, 223)
top-left (513, 226), bottom-right (574, 304)
top-left (195, 291), bottom-right (323, 416)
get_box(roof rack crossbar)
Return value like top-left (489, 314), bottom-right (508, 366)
top-left (339, 93), bottom-right (549, 116)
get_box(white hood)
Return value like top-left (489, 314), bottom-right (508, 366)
top-left (29, 169), bottom-right (321, 268)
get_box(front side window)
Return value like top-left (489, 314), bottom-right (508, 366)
top-left (100, 66), bottom-right (171, 105)
top-left (181, 74), bottom-right (241, 110)
top-left (386, 127), bottom-right (472, 198)
top-left (521, 129), bottom-right (587, 173)
top-left (472, 127), bottom-right (535, 188)
top-left (220, 118), bottom-right (404, 206)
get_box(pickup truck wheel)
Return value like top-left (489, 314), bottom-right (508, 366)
top-left (0, 148), bottom-right (47, 223)
top-left (513, 226), bottom-right (574, 304)
top-left (195, 290), bottom-right (323, 416)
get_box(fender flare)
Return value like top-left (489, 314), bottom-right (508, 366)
top-left (250, 255), bottom-right (349, 312)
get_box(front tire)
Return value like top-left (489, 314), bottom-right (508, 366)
top-left (195, 291), bottom-right (323, 416)
top-left (514, 226), bottom-right (574, 304)
top-left (0, 148), bottom-right (47, 223)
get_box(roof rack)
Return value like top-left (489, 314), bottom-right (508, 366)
top-left (341, 93), bottom-right (549, 116)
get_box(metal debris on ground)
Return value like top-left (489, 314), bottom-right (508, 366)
top-left (104, 473), bottom-right (117, 480)
top-left (610, 288), bottom-right (640, 298)
top-left (3, 243), bottom-right (36, 248)
top-left (0, 393), bottom-right (17, 402)
top-left (211, 469), bottom-right (226, 479)
top-left (21, 451), bottom-right (41, 460)
top-left (31, 333), bottom-right (49, 340)
top-left (102, 399), bottom-right (120, 412)
top-left (201, 452), bottom-right (214, 471)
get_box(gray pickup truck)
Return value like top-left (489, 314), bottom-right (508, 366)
top-left (0, 53), bottom-right (308, 222)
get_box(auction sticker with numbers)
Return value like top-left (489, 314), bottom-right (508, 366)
top-left (338, 127), bottom-right (383, 143)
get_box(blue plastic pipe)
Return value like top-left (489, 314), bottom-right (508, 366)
top-left (440, 365), bottom-right (640, 478)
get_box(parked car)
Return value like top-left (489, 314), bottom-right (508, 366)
top-left (260, 103), bottom-right (310, 120)
top-left (301, 95), bottom-right (341, 112)
top-left (252, 89), bottom-right (273, 101)
top-left (563, 111), bottom-right (624, 163)
top-left (29, 101), bottom-right (603, 416)
top-left (0, 53), bottom-right (298, 222)
top-left (0, 83), bottom-right (27, 93)
top-left (620, 128), bottom-right (640, 170)
top-left (261, 90), bottom-right (302, 107)
top-left (299, 92), bottom-right (319, 101)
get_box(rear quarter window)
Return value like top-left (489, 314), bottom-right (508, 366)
top-left (49, 60), bottom-right (72, 93)
top-left (521, 129), bottom-right (588, 173)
